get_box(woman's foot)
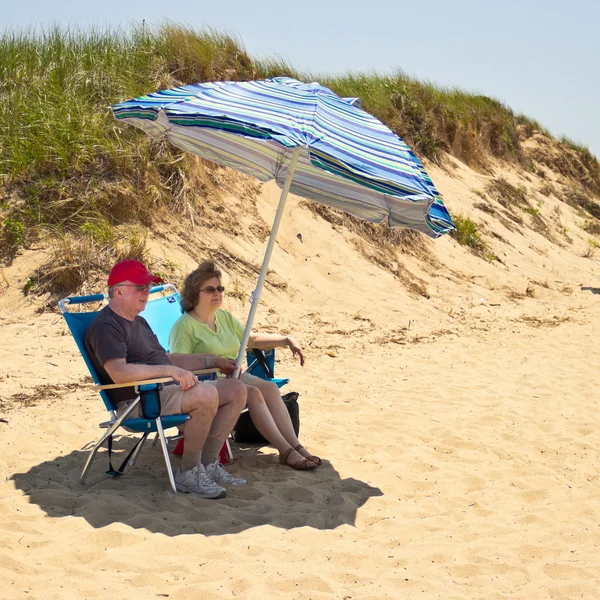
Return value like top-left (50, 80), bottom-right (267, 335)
top-left (295, 444), bottom-right (322, 466)
top-left (279, 447), bottom-right (318, 470)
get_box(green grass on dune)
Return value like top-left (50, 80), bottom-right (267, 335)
top-left (0, 24), bottom-right (598, 294)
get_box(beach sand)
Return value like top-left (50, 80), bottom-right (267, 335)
top-left (1, 154), bottom-right (599, 599)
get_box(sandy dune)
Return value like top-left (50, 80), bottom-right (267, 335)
top-left (1, 152), bottom-right (600, 599)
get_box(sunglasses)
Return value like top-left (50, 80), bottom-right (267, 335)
top-left (117, 283), bottom-right (153, 292)
top-left (200, 285), bottom-right (225, 294)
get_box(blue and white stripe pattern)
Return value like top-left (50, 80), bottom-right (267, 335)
top-left (112, 78), bottom-right (454, 237)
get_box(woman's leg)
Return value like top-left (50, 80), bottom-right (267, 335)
top-left (252, 380), bottom-right (299, 444)
top-left (250, 379), bottom-right (321, 464)
top-left (245, 386), bottom-right (315, 468)
top-left (245, 385), bottom-right (292, 454)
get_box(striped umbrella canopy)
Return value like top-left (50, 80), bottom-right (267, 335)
top-left (111, 77), bottom-right (454, 372)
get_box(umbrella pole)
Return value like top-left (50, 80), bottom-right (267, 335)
top-left (233, 146), bottom-right (302, 377)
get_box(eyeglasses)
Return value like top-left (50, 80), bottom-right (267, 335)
top-left (116, 283), bottom-right (153, 292)
top-left (200, 285), bottom-right (225, 294)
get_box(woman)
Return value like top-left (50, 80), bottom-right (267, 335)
top-left (169, 262), bottom-right (321, 470)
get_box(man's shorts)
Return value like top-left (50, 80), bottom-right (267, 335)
top-left (116, 380), bottom-right (218, 419)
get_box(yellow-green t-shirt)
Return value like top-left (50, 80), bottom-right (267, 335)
top-left (169, 310), bottom-right (246, 360)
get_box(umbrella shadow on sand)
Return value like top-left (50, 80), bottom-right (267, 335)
top-left (11, 440), bottom-right (383, 536)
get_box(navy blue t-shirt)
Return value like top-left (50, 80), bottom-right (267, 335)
top-left (84, 305), bottom-right (172, 405)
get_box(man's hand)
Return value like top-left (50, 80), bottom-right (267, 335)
top-left (169, 366), bottom-right (198, 390)
top-left (214, 357), bottom-right (237, 376)
top-left (286, 337), bottom-right (305, 366)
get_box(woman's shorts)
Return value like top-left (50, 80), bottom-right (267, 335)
top-left (240, 372), bottom-right (267, 387)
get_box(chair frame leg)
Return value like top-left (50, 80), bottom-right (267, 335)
top-left (80, 398), bottom-right (140, 485)
top-left (155, 416), bottom-right (177, 495)
top-left (126, 431), bottom-right (149, 472)
top-left (225, 437), bottom-right (234, 461)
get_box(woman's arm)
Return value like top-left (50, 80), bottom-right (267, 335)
top-left (247, 333), bottom-right (305, 366)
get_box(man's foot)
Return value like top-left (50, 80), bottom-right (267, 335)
top-left (205, 460), bottom-right (248, 486)
top-left (175, 464), bottom-right (227, 498)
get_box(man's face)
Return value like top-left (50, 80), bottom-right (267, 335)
top-left (113, 281), bottom-right (151, 317)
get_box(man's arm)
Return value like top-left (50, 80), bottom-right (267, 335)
top-left (104, 358), bottom-right (198, 391)
top-left (169, 353), bottom-right (237, 375)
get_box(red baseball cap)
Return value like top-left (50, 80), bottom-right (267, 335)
top-left (107, 260), bottom-right (163, 287)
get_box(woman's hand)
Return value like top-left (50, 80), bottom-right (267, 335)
top-left (285, 336), bottom-right (305, 366)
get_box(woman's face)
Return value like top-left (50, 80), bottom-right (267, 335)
top-left (196, 276), bottom-right (224, 311)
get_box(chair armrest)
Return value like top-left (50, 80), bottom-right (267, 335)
top-left (95, 377), bottom-right (173, 391)
top-left (191, 368), bottom-right (220, 376)
top-left (94, 368), bottom-right (219, 391)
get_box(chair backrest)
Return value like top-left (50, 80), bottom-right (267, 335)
top-left (141, 288), bottom-right (219, 383)
top-left (246, 348), bottom-right (277, 378)
top-left (59, 293), bottom-right (114, 411)
top-left (139, 287), bottom-right (182, 351)
top-left (59, 285), bottom-right (181, 412)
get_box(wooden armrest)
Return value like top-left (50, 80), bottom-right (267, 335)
top-left (94, 368), bottom-right (220, 391)
top-left (191, 368), bottom-right (220, 376)
top-left (96, 377), bottom-right (173, 391)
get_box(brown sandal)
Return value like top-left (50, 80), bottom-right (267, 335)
top-left (295, 444), bottom-right (322, 466)
top-left (279, 447), bottom-right (318, 470)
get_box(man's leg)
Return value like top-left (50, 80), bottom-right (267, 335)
top-left (201, 379), bottom-right (249, 486)
top-left (179, 383), bottom-right (219, 471)
top-left (159, 383), bottom-right (226, 498)
top-left (201, 378), bottom-right (247, 466)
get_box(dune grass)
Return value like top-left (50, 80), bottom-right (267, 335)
top-left (0, 24), bottom-right (598, 295)
top-left (450, 214), bottom-right (500, 263)
top-left (0, 26), bottom-right (298, 249)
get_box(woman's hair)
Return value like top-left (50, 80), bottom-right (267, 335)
top-left (180, 261), bottom-right (222, 313)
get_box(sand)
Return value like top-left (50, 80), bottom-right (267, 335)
top-left (1, 151), bottom-right (600, 599)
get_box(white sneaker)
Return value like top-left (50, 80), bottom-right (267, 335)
top-left (175, 464), bottom-right (227, 499)
top-left (205, 460), bottom-right (248, 486)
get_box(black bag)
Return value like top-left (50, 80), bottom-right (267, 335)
top-left (234, 391), bottom-right (300, 444)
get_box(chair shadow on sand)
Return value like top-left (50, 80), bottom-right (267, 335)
top-left (11, 439), bottom-right (383, 536)
top-left (581, 286), bottom-right (600, 295)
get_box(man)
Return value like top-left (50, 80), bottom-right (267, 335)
top-left (85, 259), bottom-right (247, 499)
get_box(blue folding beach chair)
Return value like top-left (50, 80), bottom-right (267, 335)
top-left (59, 284), bottom-right (217, 494)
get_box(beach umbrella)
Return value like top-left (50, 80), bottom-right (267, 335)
top-left (111, 77), bottom-right (454, 373)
